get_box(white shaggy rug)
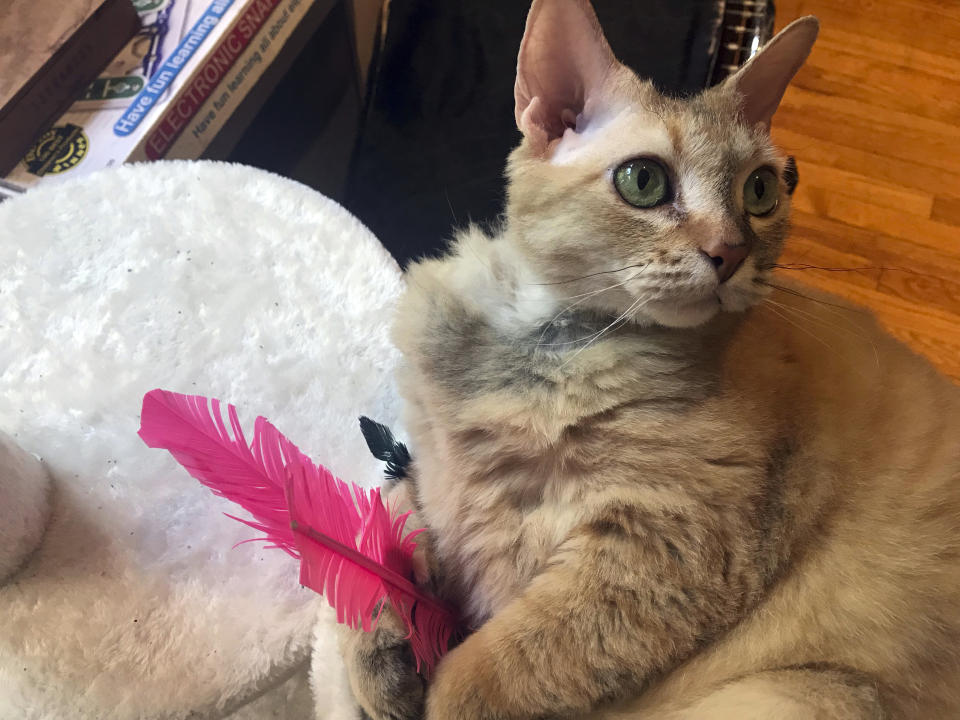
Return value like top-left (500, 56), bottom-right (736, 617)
top-left (0, 161), bottom-right (406, 719)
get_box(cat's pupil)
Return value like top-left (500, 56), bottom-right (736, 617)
top-left (753, 176), bottom-right (765, 198)
top-left (637, 168), bottom-right (650, 189)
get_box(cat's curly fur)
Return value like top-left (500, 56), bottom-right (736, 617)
top-left (340, 2), bottom-right (960, 718)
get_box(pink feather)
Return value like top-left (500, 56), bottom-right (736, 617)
top-left (138, 389), bottom-right (456, 671)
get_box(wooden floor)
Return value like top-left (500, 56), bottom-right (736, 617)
top-left (770, 0), bottom-right (960, 380)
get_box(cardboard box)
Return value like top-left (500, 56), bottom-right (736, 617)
top-left (4, 0), bottom-right (323, 193)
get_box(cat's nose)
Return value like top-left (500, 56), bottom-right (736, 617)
top-left (699, 239), bottom-right (749, 283)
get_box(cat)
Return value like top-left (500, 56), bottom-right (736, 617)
top-left (340, 1), bottom-right (960, 718)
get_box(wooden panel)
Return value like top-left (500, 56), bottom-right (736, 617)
top-left (770, 0), bottom-right (960, 381)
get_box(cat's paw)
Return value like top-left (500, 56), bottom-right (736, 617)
top-left (424, 638), bottom-right (501, 720)
top-left (340, 607), bottom-right (425, 720)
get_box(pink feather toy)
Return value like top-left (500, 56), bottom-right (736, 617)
top-left (137, 388), bottom-right (456, 672)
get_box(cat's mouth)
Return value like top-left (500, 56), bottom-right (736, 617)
top-left (723, 258), bottom-right (747, 283)
top-left (621, 255), bottom-right (760, 328)
top-left (640, 293), bottom-right (722, 328)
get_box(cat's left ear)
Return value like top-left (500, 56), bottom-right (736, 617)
top-left (725, 16), bottom-right (819, 129)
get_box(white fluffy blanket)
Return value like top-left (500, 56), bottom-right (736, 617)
top-left (0, 161), bottom-right (405, 719)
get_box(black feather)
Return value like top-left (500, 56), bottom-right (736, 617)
top-left (359, 416), bottom-right (412, 482)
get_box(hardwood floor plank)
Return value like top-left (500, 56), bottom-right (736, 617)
top-left (778, 229), bottom-right (882, 291)
top-left (789, 160), bottom-right (933, 219)
top-left (772, 128), bottom-right (960, 203)
top-left (776, 88), bottom-right (960, 175)
top-left (788, 211), bottom-right (960, 282)
top-left (793, 46), bottom-right (960, 127)
top-left (812, 28), bottom-right (960, 82)
top-left (783, 0), bottom-right (960, 57)
top-left (932, 196), bottom-right (960, 226)
top-left (789, 192), bottom-right (959, 256)
top-left (877, 270), bottom-right (960, 322)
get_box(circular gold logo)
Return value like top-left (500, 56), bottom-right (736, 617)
top-left (22, 124), bottom-right (89, 177)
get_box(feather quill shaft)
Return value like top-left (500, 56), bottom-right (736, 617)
top-left (138, 389), bottom-right (456, 670)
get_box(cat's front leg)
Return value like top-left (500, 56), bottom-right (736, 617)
top-left (0, 431), bottom-right (51, 582)
top-left (339, 478), bottom-right (433, 720)
top-left (338, 603), bottom-right (425, 720)
top-left (425, 507), bottom-right (747, 720)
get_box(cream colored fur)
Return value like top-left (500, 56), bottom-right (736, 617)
top-left (395, 238), bottom-right (960, 720)
top-left (341, 2), bottom-right (960, 718)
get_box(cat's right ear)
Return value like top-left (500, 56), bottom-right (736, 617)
top-left (724, 16), bottom-right (819, 129)
top-left (514, 0), bottom-right (618, 152)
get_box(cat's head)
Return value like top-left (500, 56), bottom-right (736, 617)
top-left (506, 0), bottom-right (817, 329)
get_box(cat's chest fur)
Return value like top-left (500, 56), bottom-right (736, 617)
top-left (395, 235), bottom-right (772, 626)
top-left (434, 476), bottom-right (585, 626)
top-left (399, 336), bottom-right (756, 624)
top-left (407, 356), bottom-right (759, 627)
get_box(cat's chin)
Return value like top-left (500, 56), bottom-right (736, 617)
top-left (640, 295), bottom-right (722, 329)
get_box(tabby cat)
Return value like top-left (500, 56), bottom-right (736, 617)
top-left (340, 1), bottom-right (960, 718)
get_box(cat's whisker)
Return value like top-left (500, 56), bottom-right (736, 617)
top-left (538, 323), bottom-right (621, 348)
top-left (758, 282), bottom-right (879, 365)
top-left (762, 262), bottom-right (936, 279)
top-left (452, 233), bottom-right (620, 306)
top-left (457, 232), bottom-right (501, 280)
top-left (764, 297), bottom-right (870, 342)
top-left (536, 271), bottom-right (645, 345)
top-left (531, 262), bottom-right (649, 286)
top-left (443, 187), bottom-right (460, 227)
top-left (538, 292), bottom-right (647, 349)
top-left (558, 295), bottom-right (651, 369)
top-left (754, 279), bottom-right (871, 316)
top-left (560, 274), bottom-right (644, 302)
top-left (764, 298), bottom-right (880, 370)
top-left (761, 300), bottom-right (862, 376)
top-left (760, 301), bottom-right (832, 350)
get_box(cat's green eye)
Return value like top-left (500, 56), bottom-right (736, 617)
top-left (614, 159), bottom-right (670, 208)
top-left (743, 167), bottom-right (779, 216)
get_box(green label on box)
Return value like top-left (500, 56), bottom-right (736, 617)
top-left (133, 0), bottom-right (167, 11)
top-left (81, 76), bottom-right (145, 101)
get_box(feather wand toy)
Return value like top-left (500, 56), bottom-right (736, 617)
top-left (137, 388), bottom-right (456, 671)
